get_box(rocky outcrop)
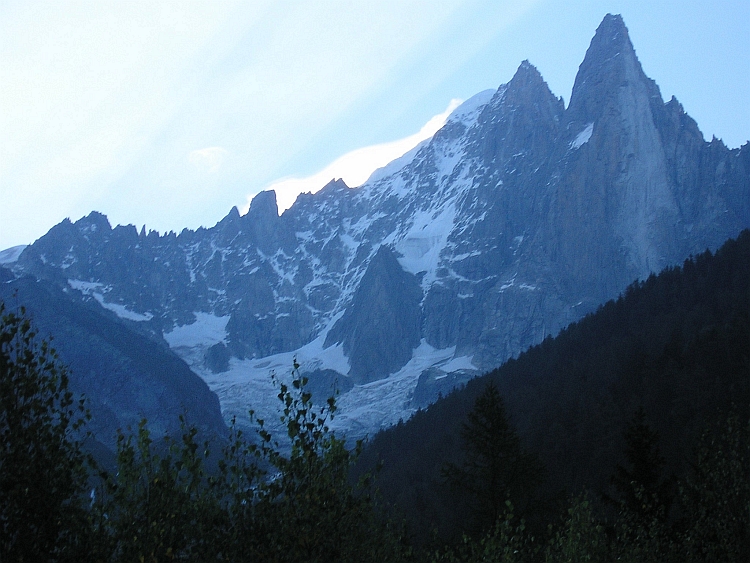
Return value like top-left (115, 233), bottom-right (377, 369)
top-left (325, 245), bottom-right (422, 384)
top-left (0, 275), bottom-right (227, 456)
top-left (544, 13), bottom-right (682, 300)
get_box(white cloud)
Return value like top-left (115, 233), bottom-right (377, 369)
top-left (0, 0), bottom-right (244, 247)
top-left (189, 147), bottom-right (228, 173)
top-left (245, 98), bottom-right (462, 213)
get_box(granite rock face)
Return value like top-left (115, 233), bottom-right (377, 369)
top-left (11, 14), bottom-right (749, 438)
top-left (0, 275), bottom-right (227, 456)
top-left (325, 245), bottom-right (422, 384)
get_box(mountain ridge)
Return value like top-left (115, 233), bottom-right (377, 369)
top-left (9, 14), bottom-right (749, 439)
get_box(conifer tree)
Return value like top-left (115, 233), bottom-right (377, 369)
top-left (444, 383), bottom-right (544, 534)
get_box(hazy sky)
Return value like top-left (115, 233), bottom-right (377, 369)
top-left (1, 0), bottom-right (748, 250)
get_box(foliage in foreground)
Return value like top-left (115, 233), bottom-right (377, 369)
top-left (0, 302), bottom-right (91, 561)
top-left (0, 302), bottom-right (410, 562)
top-left (443, 383), bottom-right (545, 536)
top-left (433, 403), bottom-right (750, 563)
top-left (2, 295), bottom-right (749, 562)
top-left (87, 361), bottom-right (411, 562)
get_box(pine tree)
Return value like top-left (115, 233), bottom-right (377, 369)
top-left (444, 383), bottom-right (544, 534)
top-left (605, 407), bottom-right (676, 560)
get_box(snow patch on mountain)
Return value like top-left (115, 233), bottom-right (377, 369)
top-left (446, 89), bottom-right (495, 126)
top-left (68, 279), bottom-right (154, 321)
top-left (330, 340), bottom-right (467, 439)
top-left (365, 90), bottom-right (493, 186)
top-left (366, 140), bottom-right (430, 184)
top-left (0, 245), bottom-right (27, 264)
top-left (164, 313), bottom-right (230, 348)
top-left (163, 313), bottom-right (474, 442)
top-left (441, 354), bottom-right (475, 372)
top-left (68, 279), bottom-right (106, 293)
top-left (96, 299), bottom-right (154, 322)
top-left (570, 122), bottom-right (594, 149)
top-left (396, 202), bottom-right (456, 287)
top-left (174, 329), bottom-right (351, 436)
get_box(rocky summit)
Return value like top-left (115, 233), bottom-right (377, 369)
top-left (9, 15), bottom-right (749, 442)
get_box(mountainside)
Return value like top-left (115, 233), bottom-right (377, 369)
top-left (0, 270), bottom-right (227, 456)
top-left (9, 14), bottom-right (750, 439)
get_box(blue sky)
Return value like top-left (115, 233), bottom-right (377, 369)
top-left (1, 0), bottom-right (748, 250)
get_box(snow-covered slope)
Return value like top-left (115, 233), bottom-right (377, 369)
top-left (0, 245), bottom-right (27, 264)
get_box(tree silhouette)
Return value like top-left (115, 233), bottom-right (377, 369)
top-left (444, 383), bottom-right (544, 534)
top-left (0, 303), bottom-right (91, 561)
top-left (610, 407), bottom-right (674, 523)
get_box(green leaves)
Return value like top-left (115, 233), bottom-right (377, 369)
top-left (676, 409), bottom-right (750, 561)
top-left (241, 361), bottom-right (409, 562)
top-left (0, 302), bottom-right (92, 562)
top-left (90, 417), bottom-right (226, 561)
top-left (82, 358), bottom-right (409, 562)
top-left (0, 308), bottom-right (407, 562)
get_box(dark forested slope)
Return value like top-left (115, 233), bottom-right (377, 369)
top-left (360, 230), bottom-right (750, 540)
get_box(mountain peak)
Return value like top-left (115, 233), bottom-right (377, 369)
top-left (11, 14), bottom-right (749, 452)
top-left (244, 190), bottom-right (283, 251)
top-left (248, 190), bottom-right (279, 218)
top-left (575, 13), bottom-right (637, 84)
top-left (506, 60), bottom-right (547, 95)
top-left (320, 178), bottom-right (350, 192)
top-left (596, 13), bottom-right (628, 44)
top-left (567, 14), bottom-right (660, 124)
top-left (473, 57), bottom-right (563, 168)
top-left (495, 58), bottom-right (559, 115)
top-left (515, 59), bottom-right (541, 78)
top-left (74, 211), bottom-right (112, 234)
top-left (216, 206), bottom-right (241, 234)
